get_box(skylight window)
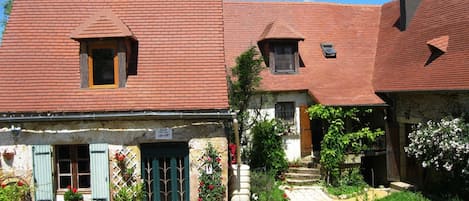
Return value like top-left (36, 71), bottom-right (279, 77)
top-left (320, 43), bottom-right (336, 58)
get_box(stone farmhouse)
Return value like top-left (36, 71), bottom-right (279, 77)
top-left (0, 0), bottom-right (467, 200)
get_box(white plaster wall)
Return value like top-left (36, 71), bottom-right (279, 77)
top-left (247, 91), bottom-right (312, 162)
top-left (0, 145), bottom-right (32, 184)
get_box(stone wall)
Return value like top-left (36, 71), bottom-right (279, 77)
top-left (0, 119), bottom-right (229, 201)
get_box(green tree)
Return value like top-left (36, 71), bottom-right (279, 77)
top-left (1, 0), bottom-right (13, 42)
top-left (228, 46), bottom-right (264, 143)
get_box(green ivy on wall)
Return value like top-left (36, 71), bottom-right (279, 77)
top-left (307, 104), bottom-right (384, 185)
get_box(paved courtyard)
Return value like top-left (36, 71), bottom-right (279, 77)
top-left (282, 186), bottom-right (333, 201)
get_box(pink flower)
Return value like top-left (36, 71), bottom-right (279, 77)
top-left (67, 185), bottom-right (71, 190)
top-left (207, 157), bottom-right (212, 162)
top-left (216, 157), bottom-right (221, 163)
top-left (17, 181), bottom-right (23, 186)
top-left (1, 183), bottom-right (6, 188)
top-left (72, 187), bottom-right (78, 193)
top-left (198, 198), bottom-right (202, 201)
top-left (199, 181), bottom-right (204, 187)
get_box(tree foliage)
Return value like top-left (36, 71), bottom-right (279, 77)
top-left (308, 104), bottom-right (384, 185)
top-left (1, 0), bottom-right (13, 42)
top-left (228, 46), bottom-right (264, 141)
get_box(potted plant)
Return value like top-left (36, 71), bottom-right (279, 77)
top-left (64, 186), bottom-right (83, 201)
top-left (123, 167), bottom-right (134, 181)
top-left (2, 149), bottom-right (15, 160)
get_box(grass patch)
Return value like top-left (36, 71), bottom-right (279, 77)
top-left (376, 191), bottom-right (429, 201)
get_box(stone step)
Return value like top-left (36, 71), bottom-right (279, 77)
top-left (285, 172), bottom-right (321, 180)
top-left (390, 181), bottom-right (415, 191)
top-left (285, 178), bottom-right (320, 186)
top-left (288, 167), bottom-right (320, 175)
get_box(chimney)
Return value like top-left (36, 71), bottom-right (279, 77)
top-left (399, 0), bottom-right (422, 31)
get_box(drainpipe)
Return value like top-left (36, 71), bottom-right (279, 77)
top-left (232, 118), bottom-right (241, 166)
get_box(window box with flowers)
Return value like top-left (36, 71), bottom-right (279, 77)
top-left (64, 185), bottom-right (83, 201)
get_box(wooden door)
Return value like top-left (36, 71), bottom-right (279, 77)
top-left (386, 122), bottom-right (401, 181)
top-left (300, 105), bottom-right (312, 157)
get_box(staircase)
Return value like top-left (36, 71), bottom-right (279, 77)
top-left (285, 156), bottom-right (321, 185)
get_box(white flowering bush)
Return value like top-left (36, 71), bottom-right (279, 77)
top-left (405, 117), bottom-right (469, 175)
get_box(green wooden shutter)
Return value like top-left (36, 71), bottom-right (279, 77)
top-left (90, 143), bottom-right (110, 201)
top-left (32, 145), bottom-right (54, 201)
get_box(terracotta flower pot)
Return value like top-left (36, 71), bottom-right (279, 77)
top-left (3, 151), bottom-right (15, 160)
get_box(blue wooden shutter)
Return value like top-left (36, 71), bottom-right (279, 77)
top-left (89, 143), bottom-right (110, 201)
top-left (32, 145), bottom-right (54, 201)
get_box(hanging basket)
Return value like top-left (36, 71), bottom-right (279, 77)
top-left (3, 150), bottom-right (15, 160)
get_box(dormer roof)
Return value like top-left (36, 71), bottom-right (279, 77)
top-left (70, 9), bottom-right (133, 40)
top-left (258, 20), bottom-right (304, 41)
top-left (426, 35), bottom-right (449, 53)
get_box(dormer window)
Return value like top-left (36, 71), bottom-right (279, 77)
top-left (88, 42), bottom-right (118, 87)
top-left (271, 42), bottom-right (299, 73)
top-left (71, 10), bottom-right (136, 89)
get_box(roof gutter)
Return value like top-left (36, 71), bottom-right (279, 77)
top-left (0, 111), bottom-right (235, 123)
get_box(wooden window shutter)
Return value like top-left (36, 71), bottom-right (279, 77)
top-left (32, 145), bottom-right (54, 201)
top-left (89, 144), bottom-right (110, 201)
top-left (80, 42), bottom-right (89, 88)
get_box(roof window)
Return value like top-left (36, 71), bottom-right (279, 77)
top-left (320, 43), bottom-right (336, 58)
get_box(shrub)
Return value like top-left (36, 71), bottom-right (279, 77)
top-left (375, 191), bottom-right (430, 201)
top-left (64, 186), bottom-right (83, 201)
top-left (326, 168), bottom-right (367, 196)
top-left (113, 183), bottom-right (144, 201)
top-left (250, 170), bottom-right (289, 201)
top-left (0, 181), bottom-right (30, 201)
top-left (405, 117), bottom-right (469, 175)
top-left (249, 119), bottom-right (288, 174)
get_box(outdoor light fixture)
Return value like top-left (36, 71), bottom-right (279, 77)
top-left (10, 125), bottom-right (21, 137)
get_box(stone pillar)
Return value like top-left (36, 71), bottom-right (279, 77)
top-left (230, 164), bottom-right (250, 201)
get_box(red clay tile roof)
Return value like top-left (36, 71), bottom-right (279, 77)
top-left (373, 0), bottom-right (469, 92)
top-left (70, 9), bottom-right (133, 39)
top-left (0, 0), bottom-right (228, 113)
top-left (224, 2), bottom-right (385, 106)
top-left (259, 20), bottom-right (305, 41)
top-left (427, 35), bottom-right (449, 53)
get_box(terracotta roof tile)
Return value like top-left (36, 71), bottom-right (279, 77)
top-left (259, 20), bottom-right (305, 41)
top-left (224, 2), bottom-right (384, 106)
top-left (0, 0), bottom-right (228, 113)
top-left (373, 0), bottom-right (469, 92)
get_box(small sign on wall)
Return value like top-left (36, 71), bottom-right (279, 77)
top-left (155, 128), bottom-right (173, 140)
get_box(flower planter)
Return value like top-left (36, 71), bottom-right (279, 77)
top-left (3, 150), bottom-right (15, 160)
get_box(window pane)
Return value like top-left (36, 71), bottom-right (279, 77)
top-left (57, 146), bottom-right (70, 159)
top-left (274, 45), bottom-right (294, 72)
top-left (76, 145), bottom-right (89, 159)
top-left (59, 176), bottom-right (72, 189)
top-left (59, 161), bottom-right (71, 173)
top-left (77, 160), bottom-right (90, 173)
top-left (78, 175), bottom-right (91, 188)
top-left (275, 102), bottom-right (295, 121)
top-left (92, 48), bottom-right (115, 85)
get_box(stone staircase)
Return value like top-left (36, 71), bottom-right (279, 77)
top-left (285, 156), bottom-right (321, 185)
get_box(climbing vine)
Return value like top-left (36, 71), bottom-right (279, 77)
top-left (307, 104), bottom-right (384, 185)
top-left (198, 143), bottom-right (225, 201)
